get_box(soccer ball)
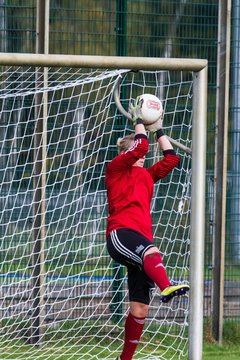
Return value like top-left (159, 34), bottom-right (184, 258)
top-left (137, 94), bottom-right (163, 125)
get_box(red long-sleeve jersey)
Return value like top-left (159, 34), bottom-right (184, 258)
top-left (106, 134), bottom-right (179, 241)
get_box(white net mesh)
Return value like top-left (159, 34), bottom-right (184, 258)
top-left (0, 66), bottom-right (193, 359)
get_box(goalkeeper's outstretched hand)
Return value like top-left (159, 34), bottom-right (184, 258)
top-left (128, 96), bottom-right (143, 124)
top-left (145, 117), bottom-right (163, 132)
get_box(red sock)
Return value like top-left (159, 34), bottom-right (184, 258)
top-left (120, 312), bottom-right (145, 360)
top-left (143, 252), bottom-right (171, 291)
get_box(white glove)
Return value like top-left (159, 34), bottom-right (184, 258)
top-left (145, 116), bottom-right (163, 132)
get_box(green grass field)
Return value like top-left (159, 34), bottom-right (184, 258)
top-left (203, 320), bottom-right (240, 360)
top-left (0, 340), bottom-right (239, 359)
top-left (203, 343), bottom-right (240, 360)
top-left (0, 343), bottom-right (239, 359)
top-left (0, 320), bottom-right (239, 359)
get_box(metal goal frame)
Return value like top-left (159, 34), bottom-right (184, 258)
top-left (0, 53), bottom-right (208, 360)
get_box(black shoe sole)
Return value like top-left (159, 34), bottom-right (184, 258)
top-left (160, 286), bottom-right (189, 303)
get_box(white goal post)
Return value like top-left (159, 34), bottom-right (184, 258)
top-left (0, 53), bottom-right (207, 360)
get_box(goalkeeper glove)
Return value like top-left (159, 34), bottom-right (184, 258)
top-left (145, 116), bottom-right (163, 132)
top-left (128, 96), bottom-right (144, 125)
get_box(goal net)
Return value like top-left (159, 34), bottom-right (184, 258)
top-left (0, 57), bottom-right (206, 360)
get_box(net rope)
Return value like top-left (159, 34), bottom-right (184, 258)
top-left (0, 66), bottom-right (193, 359)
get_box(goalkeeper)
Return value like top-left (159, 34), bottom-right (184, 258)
top-left (105, 99), bottom-right (189, 360)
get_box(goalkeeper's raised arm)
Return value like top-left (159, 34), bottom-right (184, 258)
top-left (155, 128), bottom-right (174, 151)
top-left (146, 127), bottom-right (180, 183)
top-left (106, 99), bottom-right (148, 172)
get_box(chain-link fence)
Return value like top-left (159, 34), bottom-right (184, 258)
top-left (0, 0), bottom-right (239, 338)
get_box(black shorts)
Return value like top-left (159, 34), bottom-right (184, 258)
top-left (106, 228), bottom-right (155, 305)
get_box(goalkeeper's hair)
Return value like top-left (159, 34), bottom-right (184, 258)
top-left (116, 133), bottom-right (135, 154)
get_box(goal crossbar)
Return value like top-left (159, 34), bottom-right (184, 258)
top-left (0, 52), bottom-right (207, 71)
